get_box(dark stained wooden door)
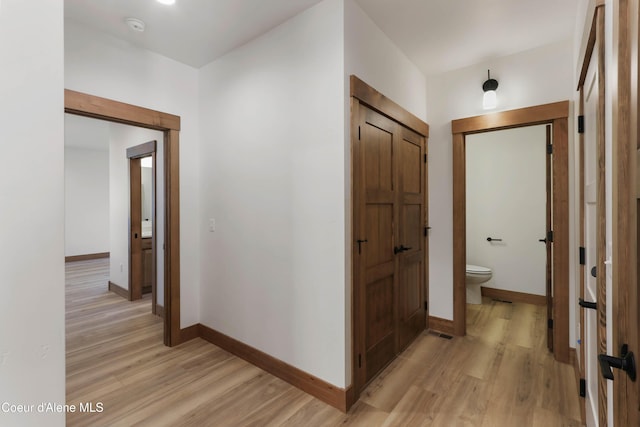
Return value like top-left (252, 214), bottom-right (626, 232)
top-left (397, 126), bottom-right (427, 351)
top-left (355, 104), bottom-right (426, 386)
top-left (360, 107), bottom-right (398, 382)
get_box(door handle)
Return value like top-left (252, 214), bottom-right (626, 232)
top-left (591, 266), bottom-right (597, 278)
top-left (486, 237), bottom-right (502, 242)
top-left (578, 298), bottom-right (597, 310)
top-left (356, 239), bottom-right (368, 254)
top-left (393, 245), bottom-right (412, 254)
top-left (538, 238), bottom-right (547, 243)
top-left (598, 344), bottom-right (636, 381)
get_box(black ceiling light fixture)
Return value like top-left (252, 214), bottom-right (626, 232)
top-left (482, 69), bottom-right (498, 110)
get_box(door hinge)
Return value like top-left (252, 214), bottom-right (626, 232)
top-left (547, 144), bottom-right (553, 155)
top-left (358, 126), bottom-right (361, 140)
top-left (579, 246), bottom-right (585, 265)
top-left (578, 115), bottom-right (585, 134)
top-left (424, 301), bottom-right (428, 311)
top-left (548, 319), bottom-right (554, 329)
top-left (424, 153), bottom-right (427, 163)
top-left (547, 230), bottom-right (554, 243)
top-left (358, 353), bottom-right (362, 368)
top-left (579, 378), bottom-right (586, 397)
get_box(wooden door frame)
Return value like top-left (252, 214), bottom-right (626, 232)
top-left (451, 101), bottom-right (571, 363)
top-left (576, 2), bottom-right (607, 424)
top-left (64, 89), bottom-right (182, 347)
top-left (127, 141), bottom-right (157, 315)
top-left (612, 0), bottom-right (640, 424)
top-left (350, 75), bottom-right (429, 406)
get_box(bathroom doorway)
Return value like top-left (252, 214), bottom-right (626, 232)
top-left (451, 101), bottom-right (571, 363)
top-left (465, 124), bottom-right (548, 308)
top-left (127, 141), bottom-right (161, 317)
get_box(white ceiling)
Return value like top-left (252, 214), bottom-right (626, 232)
top-left (64, 0), bottom-right (580, 74)
top-left (355, 0), bottom-right (580, 75)
top-left (64, 0), bottom-right (325, 68)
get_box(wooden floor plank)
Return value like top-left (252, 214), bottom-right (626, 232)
top-left (66, 260), bottom-right (583, 426)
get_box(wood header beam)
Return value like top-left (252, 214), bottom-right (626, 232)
top-left (65, 89), bottom-right (180, 131)
top-left (451, 101), bottom-right (569, 135)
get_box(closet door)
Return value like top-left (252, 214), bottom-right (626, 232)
top-left (358, 106), bottom-right (399, 383)
top-left (397, 126), bottom-right (426, 351)
top-left (355, 104), bottom-right (427, 386)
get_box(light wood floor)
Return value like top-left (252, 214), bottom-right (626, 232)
top-left (66, 259), bottom-right (584, 426)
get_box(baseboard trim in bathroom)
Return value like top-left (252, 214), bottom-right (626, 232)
top-left (480, 287), bottom-right (547, 306)
top-left (65, 252), bottom-right (110, 262)
top-left (428, 316), bottom-right (455, 335)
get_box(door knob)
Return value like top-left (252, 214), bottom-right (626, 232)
top-left (598, 344), bottom-right (636, 381)
top-left (591, 266), bottom-right (597, 278)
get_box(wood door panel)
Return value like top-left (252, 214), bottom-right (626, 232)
top-left (366, 204), bottom-right (394, 267)
top-left (366, 276), bottom-right (395, 348)
top-left (402, 258), bottom-right (421, 316)
top-left (403, 204), bottom-right (422, 252)
top-left (401, 139), bottom-right (422, 194)
top-left (364, 121), bottom-right (394, 193)
top-left (365, 276), bottom-right (395, 383)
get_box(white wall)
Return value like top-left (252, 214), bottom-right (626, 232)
top-left (65, 20), bottom-right (200, 326)
top-left (426, 40), bottom-right (575, 326)
top-left (108, 123), bottom-right (165, 306)
top-left (198, 0), bottom-right (346, 387)
top-left (466, 126), bottom-right (547, 296)
top-left (64, 147), bottom-right (110, 257)
top-left (0, 1), bottom-right (65, 426)
top-left (344, 0), bottom-right (427, 121)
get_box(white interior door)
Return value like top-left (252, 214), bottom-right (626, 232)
top-left (583, 45), bottom-right (599, 427)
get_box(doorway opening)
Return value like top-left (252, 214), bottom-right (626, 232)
top-left (127, 141), bottom-right (160, 316)
top-left (451, 101), bottom-right (571, 363)
top-left (65, 89), bottom-right (182, 346)
top-left (465, 125), bottom-right (549, 303)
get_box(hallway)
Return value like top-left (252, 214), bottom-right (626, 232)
top-left (66, 259), bottom-right (582, 426)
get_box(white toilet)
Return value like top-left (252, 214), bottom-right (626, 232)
top-left (466, 264), bottom-right (492, 304)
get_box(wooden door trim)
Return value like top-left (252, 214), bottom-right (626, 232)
top-left (577, 1), bottom-right (604, 90)
top-left (350, 76), bottom-right (429, 409)
top-left (126, 140), bottom-right (156, 159)
top-left (65, 89), bottom-right (182, 347)
top-left (612, 0), bottom-right (640, 424)
top-left (350, 75), bottom-right (429, 137)
top-left (451, 101), bottom-right (571, 364)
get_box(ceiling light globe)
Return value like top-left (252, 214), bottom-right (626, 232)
top-left (483, 90), bottom-right (497, 110)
